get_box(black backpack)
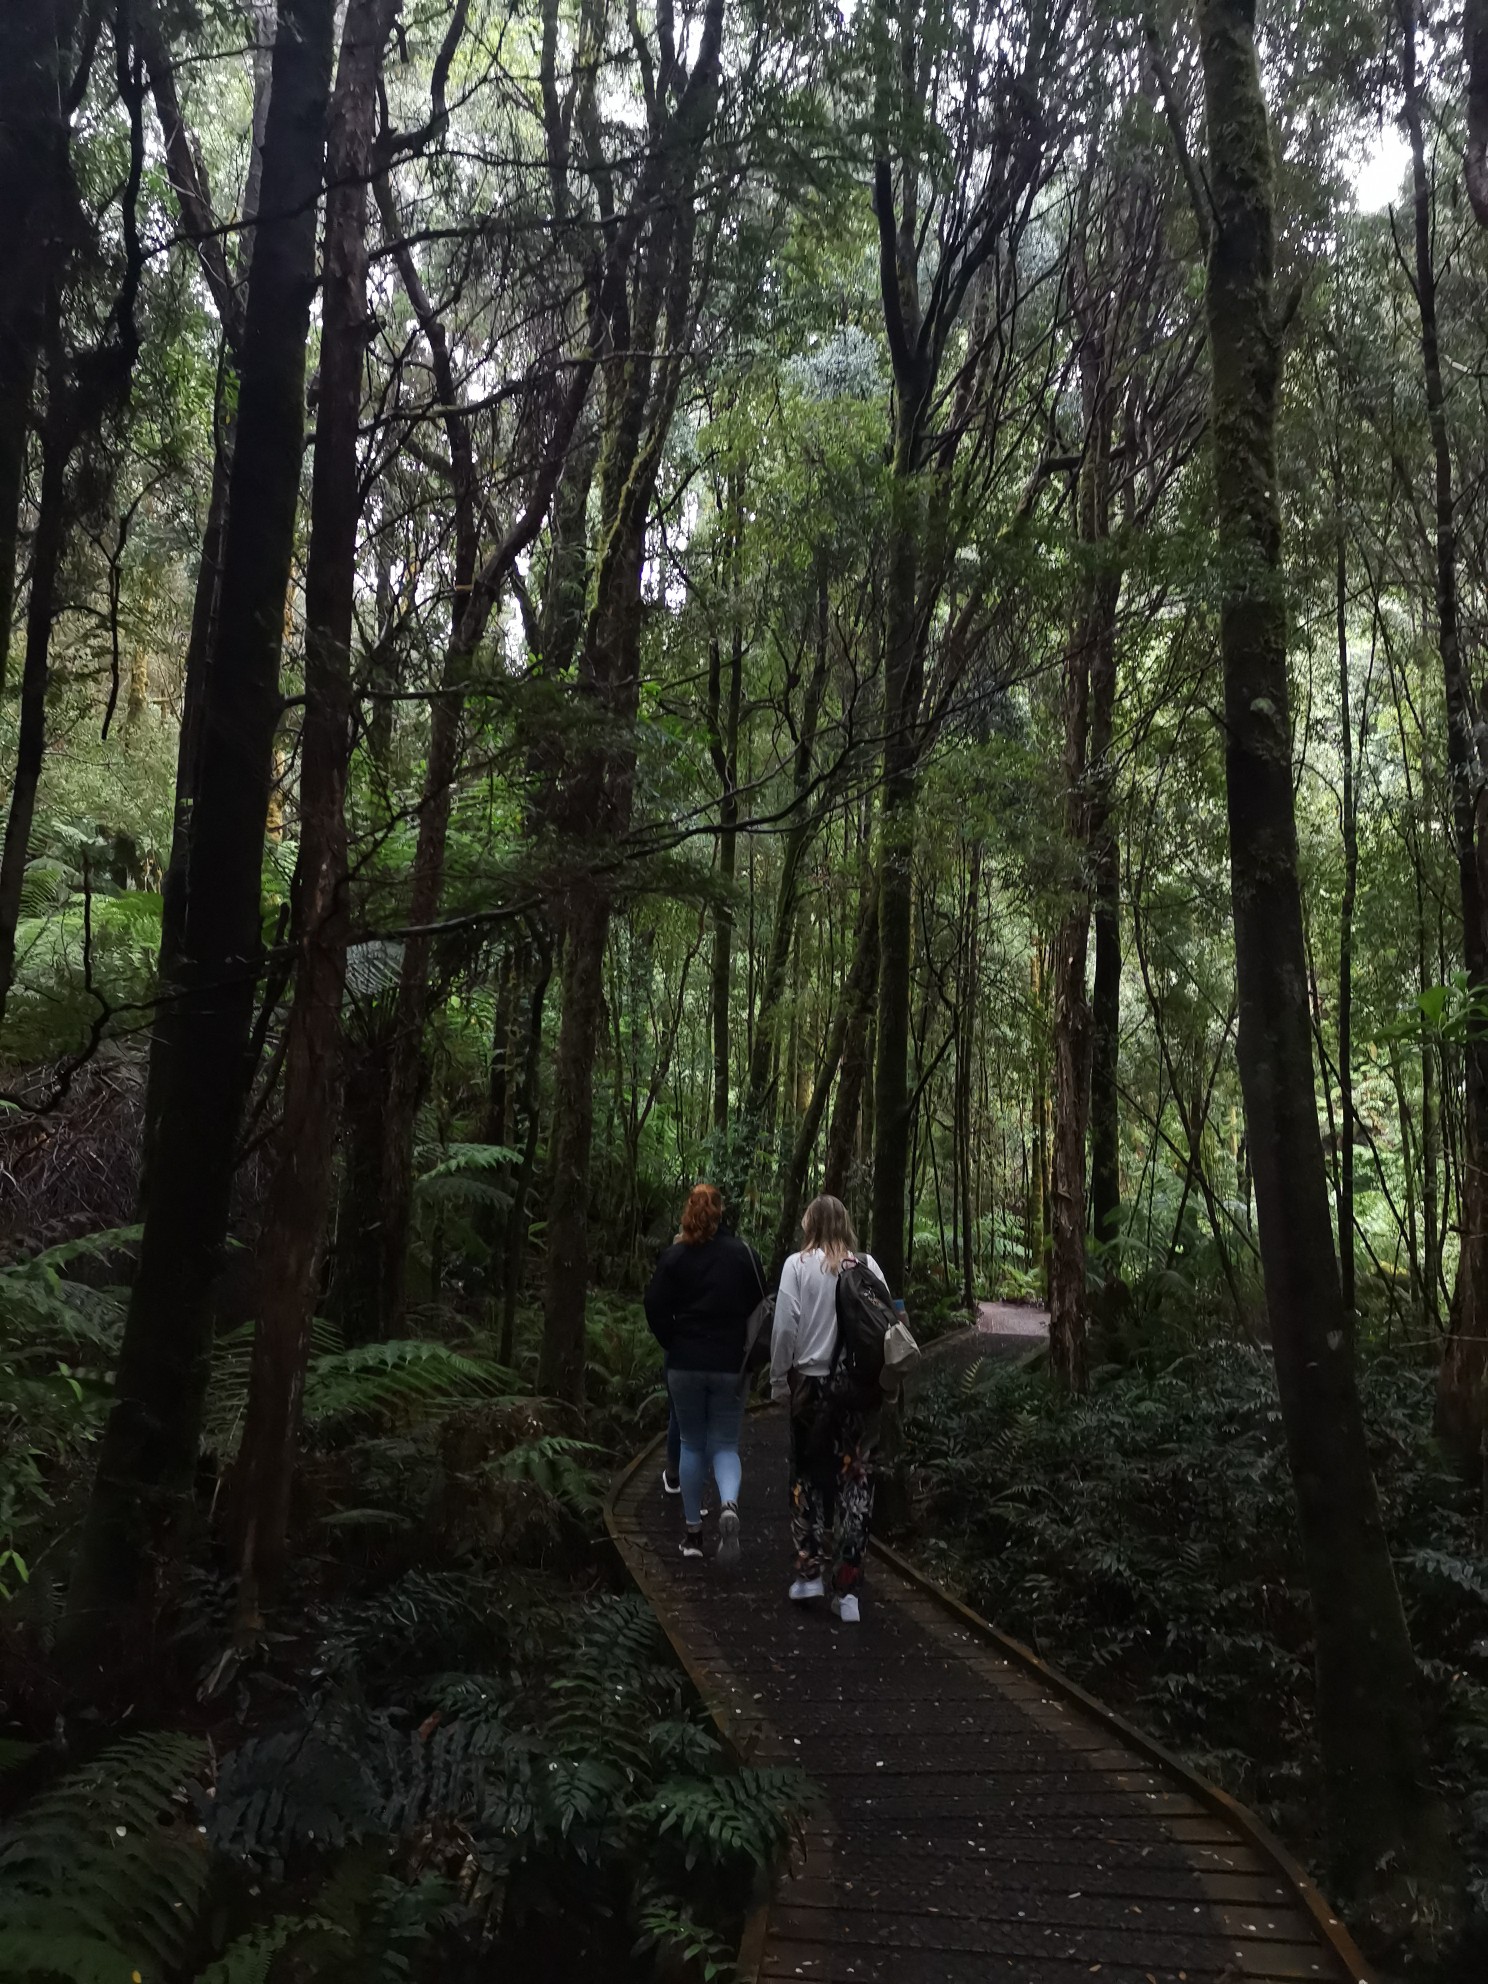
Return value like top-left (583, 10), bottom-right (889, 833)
top-left (740, 1291), bottom-right (775, 1377)
top-left (833, 1256), bottom-right (896, 1399)
top-left (738, 1248), bottom-right (774, 1379)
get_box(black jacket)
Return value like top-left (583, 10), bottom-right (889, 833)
top-left (643, 1233), bottom-right (764, 1373)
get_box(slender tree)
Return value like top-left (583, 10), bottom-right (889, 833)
top-left (540, 0), bottom-right (727, 1403)
top-left (1194, 0), bottom-right (1453, 1907)
top-left (1399, 0), bottom-right (1488, 1470)
top-left (66, 0), bottom-right (339, 1654)
top-left (0, 0), bottom-right (87, 686)
top-left (232, 0), bottom-right (400, 1621)
top-left (868, 0), bottom-right (1049, 1289)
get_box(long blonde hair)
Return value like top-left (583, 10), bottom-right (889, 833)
top-left (800, 1194), bottom-right (858, 1274)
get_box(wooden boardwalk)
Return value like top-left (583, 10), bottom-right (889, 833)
top-left (607, 1391), bottom-right (1373, 1984)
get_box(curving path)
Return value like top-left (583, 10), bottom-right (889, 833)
top-left (607, 1356), bottom-right (1373, 1984)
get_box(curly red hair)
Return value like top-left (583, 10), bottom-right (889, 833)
top-left (677, 1182), bottom-right (724, 1245)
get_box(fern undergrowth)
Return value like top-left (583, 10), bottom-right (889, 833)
top-left (1, 1254), bottom-right (805, 1984)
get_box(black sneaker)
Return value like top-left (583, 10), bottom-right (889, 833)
top-left (661, 1470), bottom-right (708, 1515)
top-left (679, 1530), bottom-right (704, 1560)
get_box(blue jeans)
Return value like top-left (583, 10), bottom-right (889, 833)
top-left (665, 1358), bottom-right (681, 1479)
top-left (667, 1367), bottom-right (745, 1527)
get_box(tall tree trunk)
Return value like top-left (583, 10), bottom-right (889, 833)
top-left (1030, 943), bottom-right (1051, 1299)
top-left (360, 182), bottom-right (479, 1341)
top-left (823, 891), bottom-right (880, 1205)
top-left (541, 894), bottom-right (610, 1403)
top-left (1197, 0), bottom-right (1452, 1906)
top-left (959, 843), bottom-right (982, 1309)
top-left (708, 473), bottom-right (743, 1132)
top-left (0, 380), bottom-right (68, 1022)
top-left (500, 936), bottom-right (552, 1364)
top-left (1401, 1), bottom-right (1488, 1466)
top-left (142, 7), bottom-right (251, 1191)
top-left (231, 0), bottom-right (395, 1622)
top-left (65, 0), bottom-right (336, 1656)
top-left (1467, 0), bottom-right (1488, 225)
top-left (538, 0), bottom-right (725, 1403)
top-left (1333, 452), bottom-right (1357, 1315)
top-left (871, 478), bottom-right (923, 1293)
top-left (1050, 256), bottom-right (1124, 1386)
top-left (485, 947), bottom-right (521, 1155)
top-left (1049, 901), bottom-right (1091, 1386)
top-left (1087, 593), bottom-right (1122, 1255)
top-left (362, 155), bottom-right (596, 1341)
top-left (744, 572), bottom-right (832, 1126)
top-left (1088, 846), bottom-right (1121, 1251)
top-left (539, 360), bottom-right (664, 1402)
top-left (0, 0), bottom-right (82, 690)
top-left (773, 873), bottom-right (879, 1278)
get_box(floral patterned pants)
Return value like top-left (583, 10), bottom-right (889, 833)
top-left (788, 1370), bottom-right (879, 1595)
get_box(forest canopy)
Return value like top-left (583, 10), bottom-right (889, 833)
top-left (3, 0), bottom-right (1488, 1978)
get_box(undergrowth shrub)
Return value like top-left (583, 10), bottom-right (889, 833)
top-left (0, 1229), bottom-right (133, 1598)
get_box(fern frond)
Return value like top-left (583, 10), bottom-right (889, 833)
top-left (485, 1434), bottom-right (602, 1514)
top-left (195, 1914), bottom-right (342, 1984)
top-left (0, 1731), bottom-right (209, 1984)
top-left (302, 1340), bottom-right (513, 1430)
top-left (416, 1143), bottom-right (522, 1179)
top-left (632, 1887), bottom-right (735, 1981)
top-left (632, 1766), bottom-right (812, 1871)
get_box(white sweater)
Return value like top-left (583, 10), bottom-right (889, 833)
top-left (769, 1248), bottom-right (888, 1399)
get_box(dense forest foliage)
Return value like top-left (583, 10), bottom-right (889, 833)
top-left (3, 0), bottom-right (1488, 1976)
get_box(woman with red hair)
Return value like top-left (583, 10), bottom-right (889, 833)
top-left (644, 1183), bottom-right (763, 1562)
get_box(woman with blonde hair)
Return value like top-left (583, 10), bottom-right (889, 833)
top-left (769, 1194), bottom-right (891, 1622)
top-left (644, 1183), bottom-right (763, 1563)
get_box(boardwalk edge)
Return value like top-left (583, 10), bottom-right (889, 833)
top-left (868, 1530), bottom-right (1377, 1984)
top-left (603, 1419), bottom-right (774, 1983)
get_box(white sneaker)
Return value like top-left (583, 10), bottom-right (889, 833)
top-left (831, 1593), bottom-right (861, 1624)
top-left (716, 1504), bottom-right (741, 1567)
top-left (789, 1574), bottom-right (826, 1602)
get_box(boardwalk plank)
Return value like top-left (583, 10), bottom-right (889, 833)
top-left (608, 1402), bottom-right (1367, 1984)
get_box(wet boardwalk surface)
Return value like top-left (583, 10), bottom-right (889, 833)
top-left (609, 1373), bottom-right (1367, 1984)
